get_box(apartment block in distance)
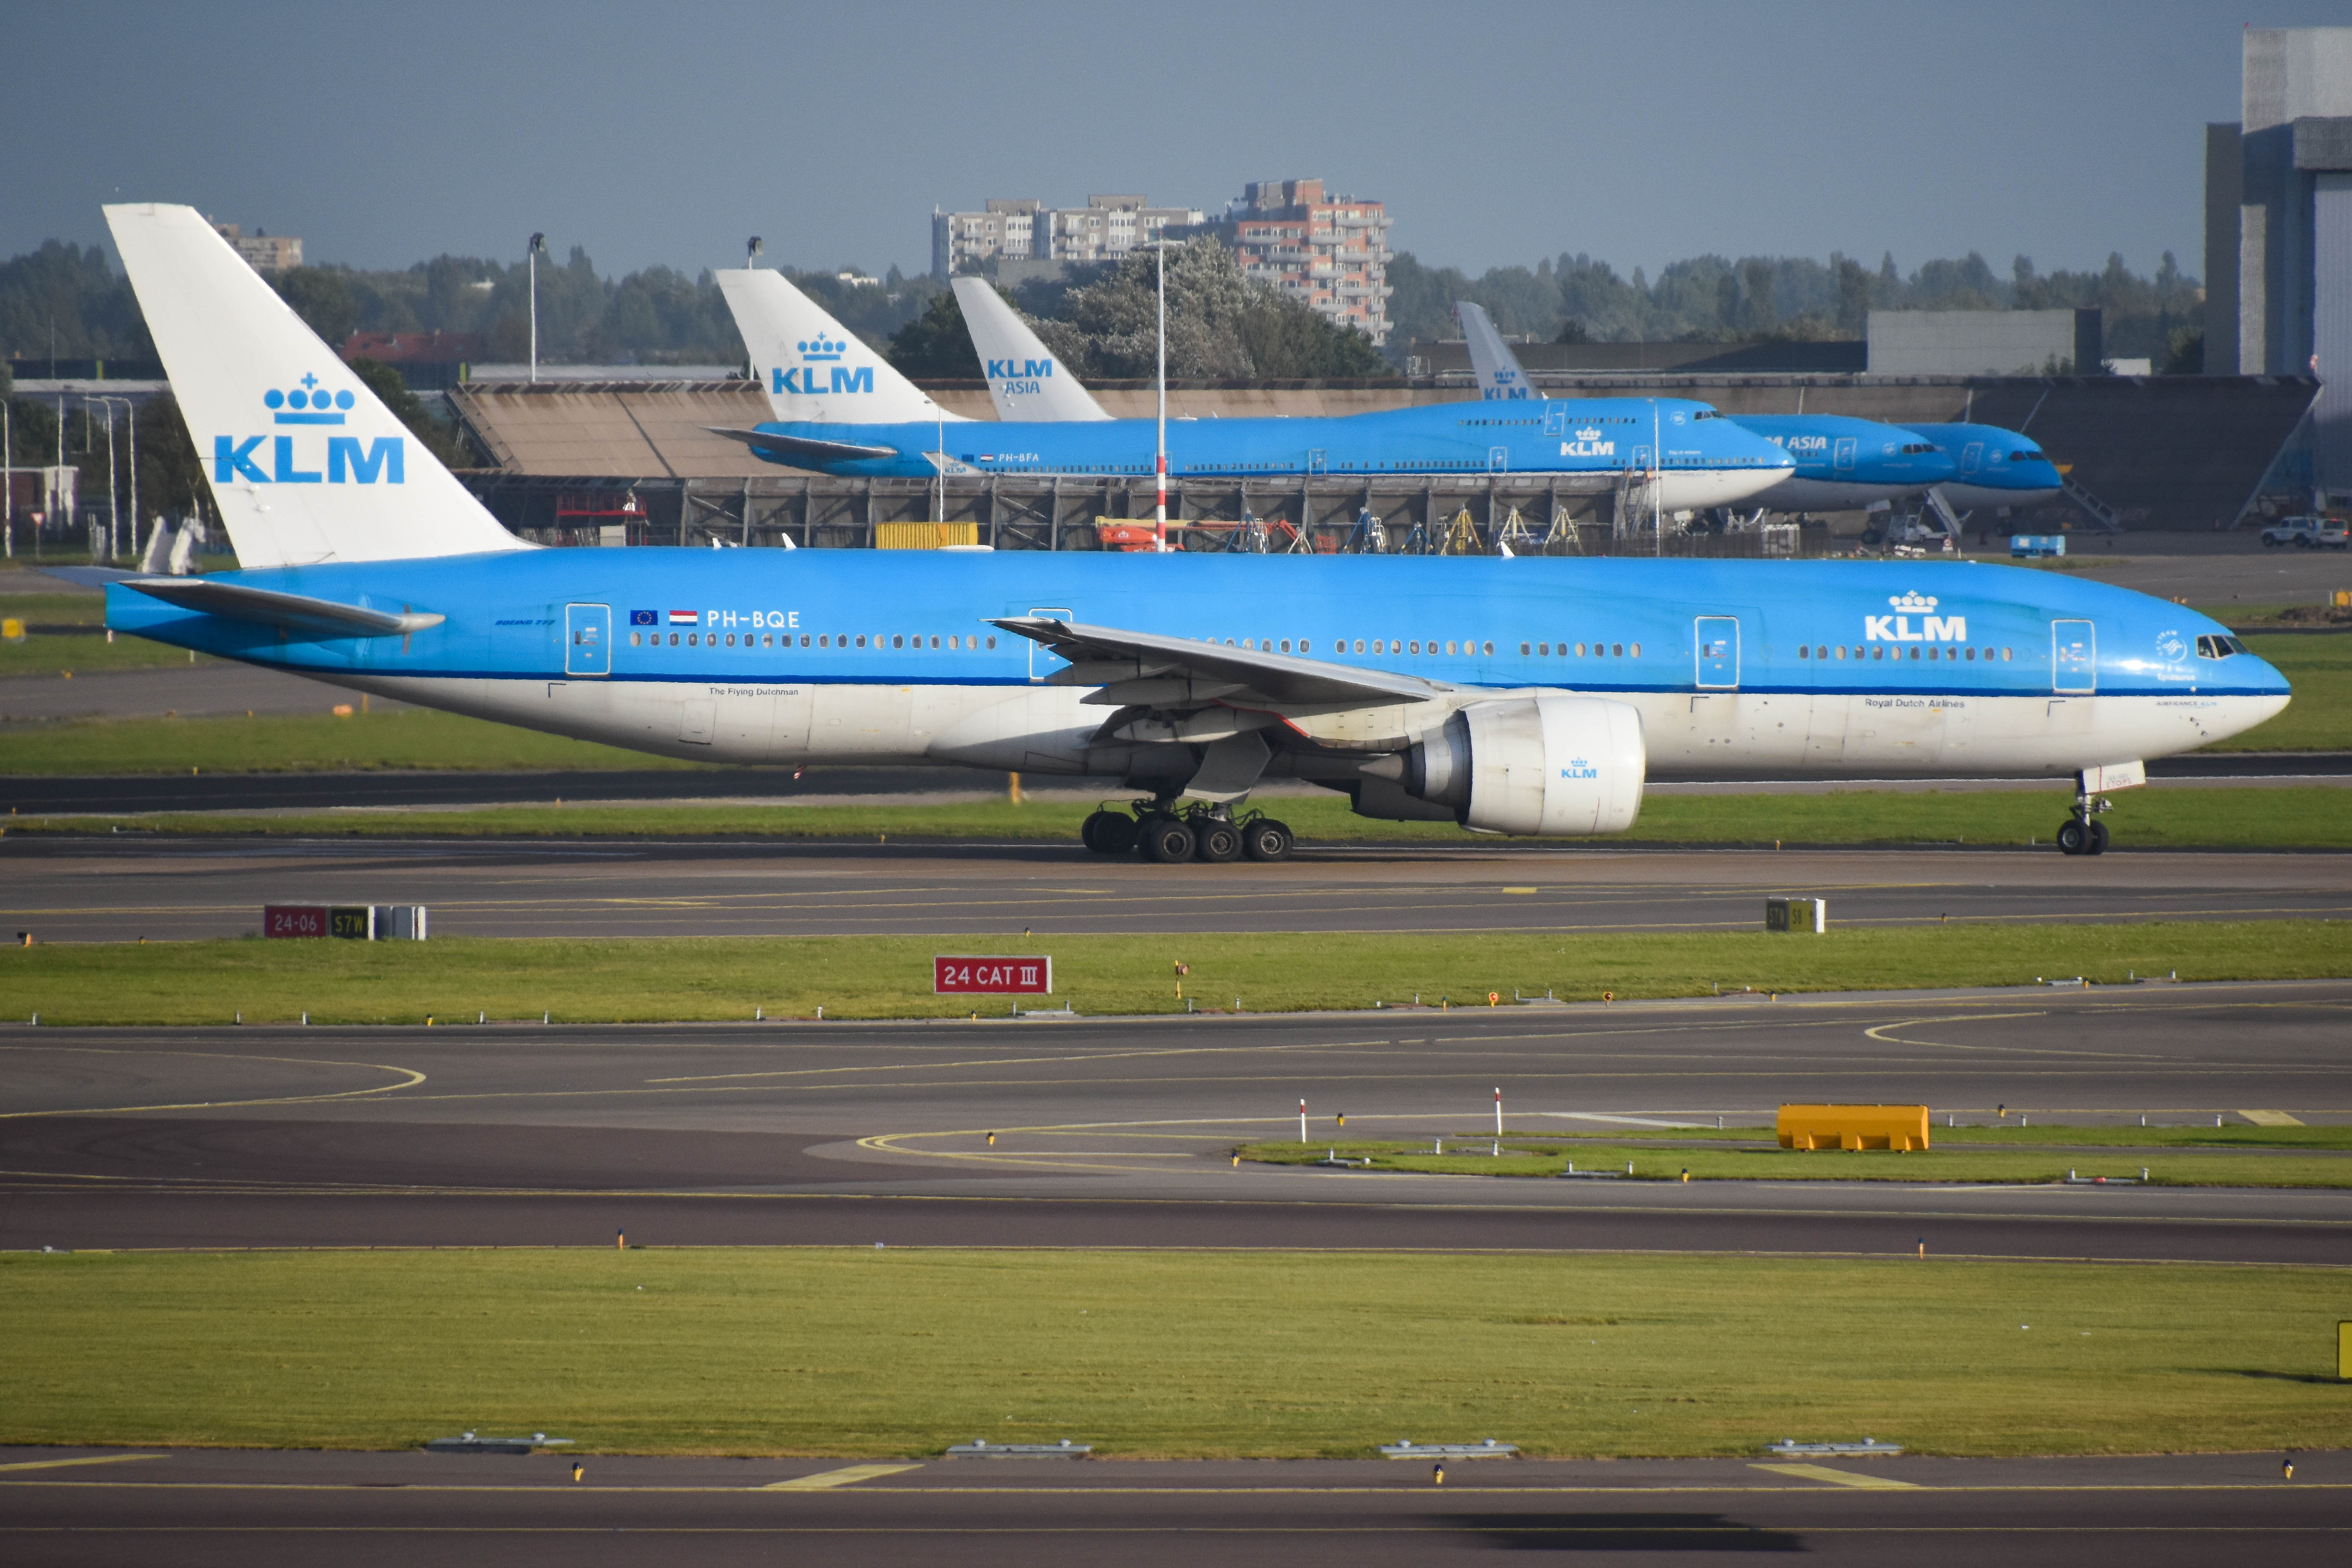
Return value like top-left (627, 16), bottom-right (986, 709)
top-left (210, 222), bottom-right (302, 273)
top-left (932, 195), bottom-right (1205, 277)
top-left (1185, 178), bottom-right (1393, 345)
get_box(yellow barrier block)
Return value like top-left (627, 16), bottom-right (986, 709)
top-left (1777, 1104), bottom-right (1930, 1152)
top-left (875, 521), bottom-right (980, 550)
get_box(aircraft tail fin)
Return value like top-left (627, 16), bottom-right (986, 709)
top-left (103, 203), bottom-right (523, 569)
top-left (1455, 301), bottom-right (1539, 403)
top-left (951, 278), bottom-right (1109, 421)
top-left (717, 269), bottom-right (965, 425)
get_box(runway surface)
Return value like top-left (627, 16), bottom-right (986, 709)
top-left (3, 833), bottom-right (2347, 943)
top-left (6, 981), bottom-right (2350, 1262)
top-left (3, 1446), bottom-right (2343, 1566)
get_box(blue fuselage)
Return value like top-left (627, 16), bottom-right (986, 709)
top-left (1726, 414), bottom-right (1958, 510)
top-left (753, 397), bottom-right (1795, 505)
top-left (106, 551), bottom-right (2282, 708)
top-left (1905, 422), bottom-right (2065, 508)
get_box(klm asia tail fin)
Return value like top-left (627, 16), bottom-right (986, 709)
top-left (949, 278), bottom-right (1108, 421)
top-left (717, 268), bottom-right (966, 425)
top-left (1455, 301), bottom-right (1538, 403)
top-left (103, 204), bottom-right (522, 569)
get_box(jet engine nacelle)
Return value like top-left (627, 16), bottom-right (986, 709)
top-left (1401, 692), bottom-right (1645, 835)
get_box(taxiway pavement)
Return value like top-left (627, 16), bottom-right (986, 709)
top-left (4, 837), bottom-right (2349, 943)
top-left (5, 981), bottom-right (2349, 1264)
top-left (1, 1445), bottom-right (2343, 1566)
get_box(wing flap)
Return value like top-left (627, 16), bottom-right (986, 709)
top-left (990, 617), bottom-right (1449, 706)
top-left (125, 578), bottom-right (445, 637)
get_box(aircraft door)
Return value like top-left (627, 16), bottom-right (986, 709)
top-left (1488, 446), bottom-right (1510, 473)
top-left (1694, 616), bottom-right (1740, 689)
top-left (1307, 449), bottom-right (1328, 476)
top-left (1025, 606), bottom-right (1072, 682)
top-left (2051, 619), bottom-right (2095, 694)
top-left (1833, 437), bottom-right (1857, 471)
top-left (564, 603), bottom-right (610, 677)
top-left (1543, 404), bottom-right (1567, 437)
top-left (1960, 442), bottom-right (1985, 476)
top-left (1631, 444), bottom-right (1654, 471)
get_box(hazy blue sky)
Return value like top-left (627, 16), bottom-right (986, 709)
top-left (7, 1), bottom-right (2343, 281)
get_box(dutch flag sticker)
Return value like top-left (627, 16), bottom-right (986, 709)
top-left (668, 610), bottom-right (699, 626)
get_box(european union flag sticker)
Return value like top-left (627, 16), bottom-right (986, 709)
top-left (629, 610), bottom-right (657, 626)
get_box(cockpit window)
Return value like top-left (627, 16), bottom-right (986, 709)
top-left (2195, 634), bottom-right (2250, 659)
top-left (2009, 449), bottom-right (2046, 462)
top-left (1692, 409), bottom-right (1721, 419)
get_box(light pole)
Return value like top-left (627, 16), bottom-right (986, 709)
top-left (527, 232), bottom-right (547, 383)
top-left (1148, 239), bottom-right (1176, 551)
top-left (3, 396), bottom-right (12, 559)
top-left (88, 396), bottom-right (125, 562)
top-left (924, 396), bottom-right (945, 526)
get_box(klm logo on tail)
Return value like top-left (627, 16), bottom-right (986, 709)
top-left (773, 333), bottom-right (876, 396)
top-left (214, 374), bottom-right (404, 485)
top-left (987, 358), bottom-right (1055, 380)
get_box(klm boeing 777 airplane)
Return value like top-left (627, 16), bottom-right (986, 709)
top-left (710, 270), bottom-right (1796, 512)
top-left (100, 204), bottom-right (2286, 863)
top-left (1902, 423), bottom-right (2064, 509)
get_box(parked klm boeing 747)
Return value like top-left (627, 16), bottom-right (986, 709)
top-left (710, 269), bottom-right (1796, 511)
top-left (102, 205), bottom-right (2285, 861)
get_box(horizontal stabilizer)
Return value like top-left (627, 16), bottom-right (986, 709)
top-left (126, 577), bottom-right (445, 638)
top-left (705, 427), bottom-right (899, 465)
top-left (990, 617), bottom-right (1449, 706)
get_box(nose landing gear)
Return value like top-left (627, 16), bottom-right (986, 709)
top-left (2055, 784), bottom-right (2115, 856)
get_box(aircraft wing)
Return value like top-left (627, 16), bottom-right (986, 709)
top-left (705, 427), bottom-right (899, 464)
top-left (124, 578), bottom-right (446, 637)
top-left (990, 616), bottom-right (1449, 706)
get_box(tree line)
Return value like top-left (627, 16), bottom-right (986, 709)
top-left (1388, 248), bottom-right (2206, 369)
top-left (3, 234), bottom-right (2210, 381)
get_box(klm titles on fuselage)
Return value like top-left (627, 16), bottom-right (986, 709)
top-left (213, 375), bottom-right (404, 485)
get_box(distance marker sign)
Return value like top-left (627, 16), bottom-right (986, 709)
top-left (935, 956), bottom-right (1052, 995)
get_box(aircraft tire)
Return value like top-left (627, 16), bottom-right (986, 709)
top-left (2087, 818), bottom-right (2110, 855)
top-left (2056, 819), bottom-right (2090, 856)
top-left (1142, 816), bottom-right (1197, 864)
top-left (1242, 819), bottom-right (1294, 863)
top-left (1193, 819), bottom-right (1243, 863)
top-left (1081, 809), bottom-right (1136, 855)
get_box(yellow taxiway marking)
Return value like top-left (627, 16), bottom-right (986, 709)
top-left (763, 1463), bottom-right (923, 1490)
top-left (0, 1455), bottom-right (165, 1474)
top-left (0, 1047), bottom-right (425, 1121)
top-left (1751, 1463), bottom-right (1918, 1489)
top-left (2240, 1110), bottom-right (2305, 1126)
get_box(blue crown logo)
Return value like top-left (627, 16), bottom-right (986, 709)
top-left (797, 334), bottom-right (847, 363)
top-left (265, 372), bottom-right (353, 426)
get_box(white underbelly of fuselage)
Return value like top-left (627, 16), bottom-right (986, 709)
top-left (313, 672), bottom-right (2282, 787)
top-left (1650, 467), bottom-right (1789, 511)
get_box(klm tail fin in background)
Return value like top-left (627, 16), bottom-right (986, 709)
top-left (717, 269), bottom-right (965, 425)
top-left (103, 204), bottom-right (522, 569)
top-left (1456, 301), bottom-right (1538, 403)
top-left (950, 278), bottom-right (1109, 421)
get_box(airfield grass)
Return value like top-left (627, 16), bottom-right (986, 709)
top-left (10, 784), bottom-right (2351, 850)
top-left (1238, 1138), bottom-right (2352, 1189)
top-left (1, 921), bottom-right (2344, 1026)
top-left (3, 1248), bottom-right (2346, 1458)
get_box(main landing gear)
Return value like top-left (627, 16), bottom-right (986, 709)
top-left (1081, 801), bottom-right (1294, 864)
top-left (2055, 788), bottom-right (2114, 856)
